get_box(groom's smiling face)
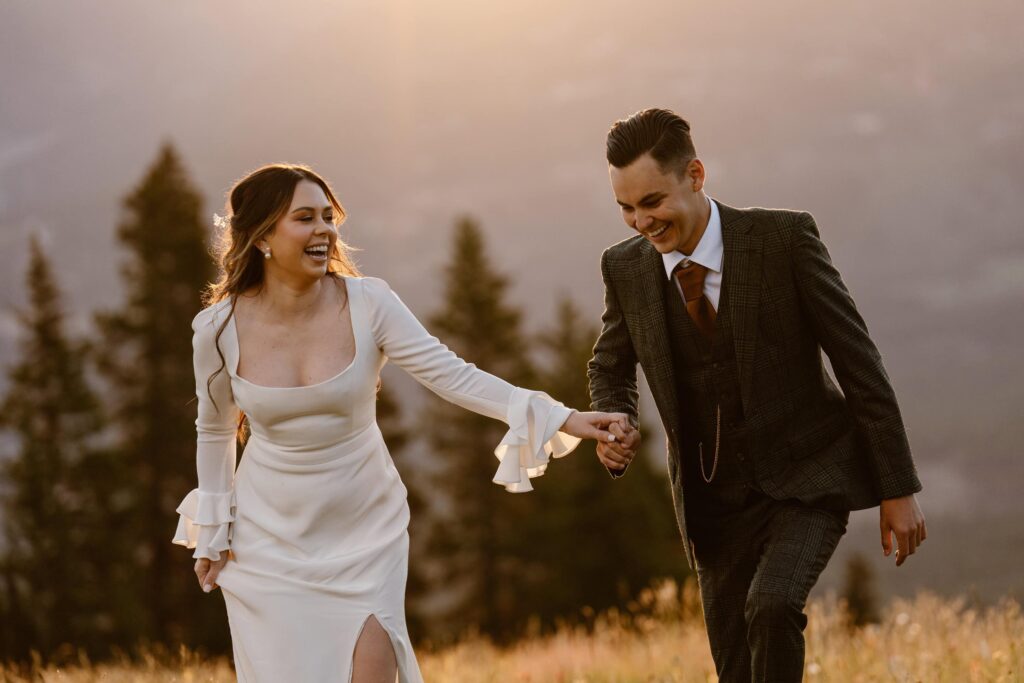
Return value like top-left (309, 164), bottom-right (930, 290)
top-left (609, 152), bottom-right (708, 255)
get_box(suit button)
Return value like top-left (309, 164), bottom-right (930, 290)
top-left (736, 452), bottom-right (746, 461)
top-left (713, 362), bottom-right (721, 369)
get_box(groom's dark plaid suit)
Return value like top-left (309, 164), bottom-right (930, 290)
top-left (588, 201), bottom-right (922, 682)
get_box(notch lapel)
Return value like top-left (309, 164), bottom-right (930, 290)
top-left (718, 202), bottom-right (763, 412)
top-left (633, 241), bottom-right (683, 438)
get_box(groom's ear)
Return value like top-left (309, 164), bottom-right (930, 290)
top-left (684, 158), bottom-right (706, 192)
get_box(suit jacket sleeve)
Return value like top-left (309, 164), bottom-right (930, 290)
top-left (587, 249), bottom-right (640, 478)
top-left (791, 213), bottom-right (922, 500)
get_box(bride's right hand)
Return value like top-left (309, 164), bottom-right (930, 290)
top-left (195, 551), bottom-right (229, 593)
top-left (561, 410), bottom-right (631, 443)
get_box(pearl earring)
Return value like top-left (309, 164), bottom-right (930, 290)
top-left (264, 249), bottom-right (272, 260)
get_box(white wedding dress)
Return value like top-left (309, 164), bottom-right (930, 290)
top-left (172, 276), bottom-right (580, 682)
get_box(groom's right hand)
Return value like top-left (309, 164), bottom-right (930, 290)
top-left (597, 422), bottom-right (641, 472)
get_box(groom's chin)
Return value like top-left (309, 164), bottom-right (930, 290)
top-left (642, 226), bottom-right (677, 253)
top-left (649, 239), bottom-right (677, 254)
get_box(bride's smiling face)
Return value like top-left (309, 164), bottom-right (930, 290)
top-left (258, 180), bottom-right (338, 280)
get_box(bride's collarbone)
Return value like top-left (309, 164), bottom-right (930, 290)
top-left (233, 305), bottom-right (356, 388)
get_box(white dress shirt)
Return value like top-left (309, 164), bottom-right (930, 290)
top-left (662, 197), bottom-right (724, 311)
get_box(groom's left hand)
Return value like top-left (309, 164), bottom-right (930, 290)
top-left (879, 494), bottom-right (927, 567)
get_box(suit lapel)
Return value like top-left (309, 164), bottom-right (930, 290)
top-left (625, 202), bottom-right (763, 443)
top-left (718, 202), bottom-right (763, 412)
top-left (633, 241), bottom-right (683, 435)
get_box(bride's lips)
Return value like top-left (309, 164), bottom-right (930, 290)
top-left (303, 242), bottom-right (331, 262)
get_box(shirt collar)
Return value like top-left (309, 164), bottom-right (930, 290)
top-left (662, 197), bottom-right (724, 278)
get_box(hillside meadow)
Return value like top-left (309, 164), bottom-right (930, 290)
top-left (1, 580), bottom-right (1020, 682)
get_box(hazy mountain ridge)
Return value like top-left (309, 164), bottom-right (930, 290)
top-left (1, 0), bottom-right (1022, 600)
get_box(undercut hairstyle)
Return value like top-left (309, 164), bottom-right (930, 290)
top-left (606, 108), bottom-right (697, 176)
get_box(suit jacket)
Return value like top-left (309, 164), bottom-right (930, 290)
top-left (587, 200), bottom-right (922, 568)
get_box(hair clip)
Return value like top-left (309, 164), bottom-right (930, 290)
top-left (212, 213), bottom-right (232, 230)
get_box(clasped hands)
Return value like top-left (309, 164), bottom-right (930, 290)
top-left (560, 410), bottom-right (641, 473)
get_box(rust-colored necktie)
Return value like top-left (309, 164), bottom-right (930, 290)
top-left (674, 261), bottom-right (717, 339)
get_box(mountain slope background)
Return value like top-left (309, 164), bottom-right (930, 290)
top-left (1, 0), bottom-right (1021, 602)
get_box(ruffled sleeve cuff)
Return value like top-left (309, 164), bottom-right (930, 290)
top-left (492, 388), bottom-right (582, 493)
top-left (172, 488), bottom-right (235, 560)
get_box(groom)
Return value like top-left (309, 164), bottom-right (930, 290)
top-left (587, 108), bottom-right (926, 682)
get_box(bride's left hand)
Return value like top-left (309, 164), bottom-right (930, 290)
top-left (561, 410), bottom-right (631, 443)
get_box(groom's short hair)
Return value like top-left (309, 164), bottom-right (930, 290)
top-left (606, 108), bottom-right (696, 175)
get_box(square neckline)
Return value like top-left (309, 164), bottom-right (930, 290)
top-left (228, 276), bottom-right (360, 391)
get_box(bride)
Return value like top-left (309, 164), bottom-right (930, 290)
top-left (172, 163), bottom-right (629, 682)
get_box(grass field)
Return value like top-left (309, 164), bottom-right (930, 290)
top-left (2, 580), bottom-right (1021, 682)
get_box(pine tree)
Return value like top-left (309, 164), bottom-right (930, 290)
top-left (841, 552), bottom-right (880, 628)
top-left (523, 297), bottom-right (687, 626)
top-left (0, 235), bottom-right (105, 659)
top-left (92, 143), bottom-right (225, 648)
top-left (0, 559), bottom-right (24, 658)
top-left (421, 217), bottom-right (537, 642)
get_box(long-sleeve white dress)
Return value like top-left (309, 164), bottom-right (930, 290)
top-left (172, 276), bottom-right (580, 682)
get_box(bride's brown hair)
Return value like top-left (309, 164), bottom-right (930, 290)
top-left (203, 164), bottom-right (362, 441)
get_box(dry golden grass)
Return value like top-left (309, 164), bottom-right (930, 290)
top-left (3, 580), bottom-right (1022, 682)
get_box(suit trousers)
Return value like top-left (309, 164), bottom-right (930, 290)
top-left (688, 486), bottom-right (849, 683)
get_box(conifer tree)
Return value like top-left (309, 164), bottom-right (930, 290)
top-left (841, 552), bottom-right (880, 628)
top-left (92, 143), bottom-right (224, 648)
top-left (0, 560), bottom-right (24, 658)
top-left (523, 297), bottom-right (686, 625)
top-left (421, 217), bottom-right (536, 642)
top-left (0, 236), bottom-right (106, 659)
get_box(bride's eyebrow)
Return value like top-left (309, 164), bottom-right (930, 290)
top-left (289, 206), bottom-right (333, 214)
